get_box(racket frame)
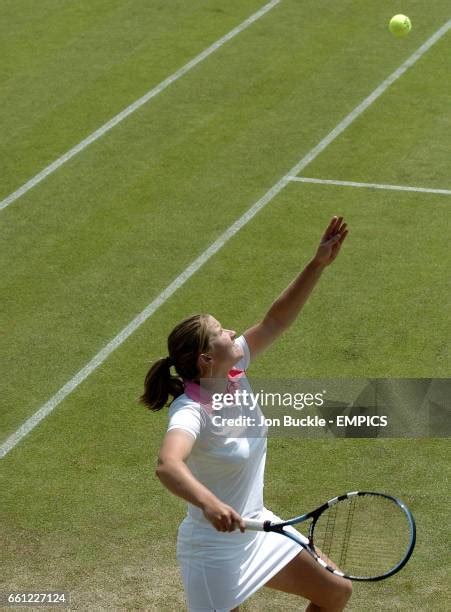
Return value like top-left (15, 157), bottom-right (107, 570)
top-left (244, 491), bottom-right (416, 581)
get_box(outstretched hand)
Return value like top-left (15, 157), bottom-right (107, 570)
top-left (313, 216), bottom-right (348, 266)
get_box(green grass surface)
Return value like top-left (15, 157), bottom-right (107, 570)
top-left (1, 0), bottom-right (450, 610)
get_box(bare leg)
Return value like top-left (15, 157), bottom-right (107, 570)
top-left (264, 551), bottom-right (352, 612)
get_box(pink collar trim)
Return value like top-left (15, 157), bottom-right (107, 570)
top-left (184, 368), bottom-right (245, 412)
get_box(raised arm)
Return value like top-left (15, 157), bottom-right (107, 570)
top-left (244, 216), bottom-right (348, 359)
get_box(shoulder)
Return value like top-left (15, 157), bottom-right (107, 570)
top-left (168, 393), bottom-right (201, 417)
top-left (167, 394), bottom-right (205, 438)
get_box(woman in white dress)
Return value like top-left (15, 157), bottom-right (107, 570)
top-left (141, 217), bottom-right (351, 611)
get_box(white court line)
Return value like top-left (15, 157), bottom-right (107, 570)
top-left (0, 0), bottom-right (280, 212)
top-left (1, 18), bottom-right (450, 458)
top-left (288, 176), bottom-right (451, 196)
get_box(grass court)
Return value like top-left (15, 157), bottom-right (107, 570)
top-left (1, 1), bottom-right (450, 609)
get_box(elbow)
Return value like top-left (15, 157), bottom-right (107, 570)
top-left (155, 457), bottom-right (180, 480)
top-left (155, 457), bottom-right (165, 480)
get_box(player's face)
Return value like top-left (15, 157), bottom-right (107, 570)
top-left (206, 316), bottom-right (243, 371)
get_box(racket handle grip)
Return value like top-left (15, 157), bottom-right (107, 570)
top-left (243, 519), bottom-right (265, 531)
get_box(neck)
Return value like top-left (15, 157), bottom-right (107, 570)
top-left (199, 374), bottom-right (229, 395)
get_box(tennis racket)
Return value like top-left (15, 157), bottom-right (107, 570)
top-left (244, 491), bottom-right (416, 581)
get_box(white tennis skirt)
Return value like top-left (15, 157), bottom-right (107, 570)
top-left (176, 508), bottom-right (307, 611)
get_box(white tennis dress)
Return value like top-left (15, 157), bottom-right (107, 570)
top-left (167, 335), bottom-right (306, 611)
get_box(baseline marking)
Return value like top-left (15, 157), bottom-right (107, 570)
top-left (288, 176), bottom-right (451, 196)
top-left (0, 0), bottom-right (280, 212)
top-left (1, 18), bottom-right (450, 458)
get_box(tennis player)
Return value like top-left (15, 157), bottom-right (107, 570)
top-left (142, 216), bottom-right (351, 611)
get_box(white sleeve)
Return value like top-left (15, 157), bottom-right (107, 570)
top-left (167, 403), bottom-right (203, 439)
top-left (234, 334), bottom-right (251, 371)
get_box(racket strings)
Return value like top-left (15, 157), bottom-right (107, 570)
top-left (338, 495), bottom-right (356, 568)
top-left (313, 495), bottom-right (412, 578)
top-left (321, 504), bottom-right (338, 557)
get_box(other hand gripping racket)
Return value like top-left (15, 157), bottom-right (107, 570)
top-left (244, 491), bottom-right (416, 581)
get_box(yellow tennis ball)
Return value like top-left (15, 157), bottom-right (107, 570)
top-left (389, 14), bottom-right (412, 37)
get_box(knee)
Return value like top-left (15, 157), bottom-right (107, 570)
top-left (333, 578), bottom-right (352, 610)
top-left (318, 578), bottom-right (352, 611)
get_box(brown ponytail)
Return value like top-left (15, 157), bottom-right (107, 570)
top-left (139, 313), bottom-right (212, 411)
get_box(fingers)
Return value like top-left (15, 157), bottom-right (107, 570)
top-left (328, 229), bottom-right (349, 263)
top-left (332, 216), bottom-right (344, 236)
top-left (315, 218), bottom-right (349, 266)
top-left (324, 223), bottom-right (347, 246)
top-left (203, 501), bottom-right (247, 534)
top-left (235, 515), bottom-right (246, 533)
top-left (224, 511), bottom-right (245, 533)
top-left (339, 229), bottom-right (349, 244)
top-left (216, 508), bottom-right (245, 533)
top-left (329, 216), bottom-right (343, 238)
top-left (334, 219), bottom-right (346, 237)
top-left (322, 216), bottom-right (347, 242)
top-left (321, 216), bottom-right (339, 241)
top-left (224, 513), bottom-right (235, 532)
